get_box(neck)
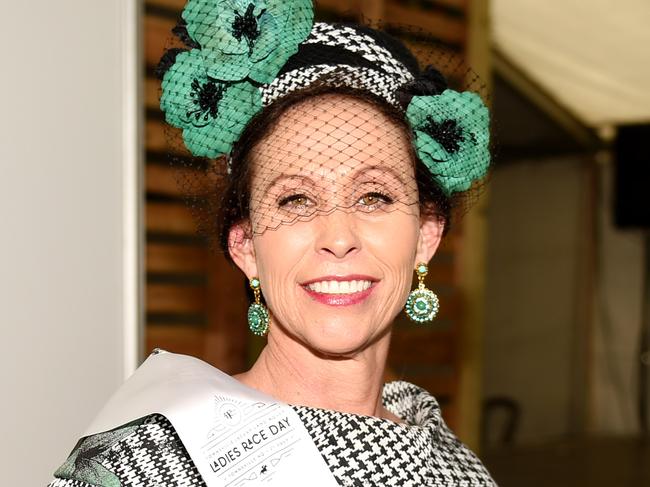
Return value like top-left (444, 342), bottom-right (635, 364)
top-left (235, 328), bottom-right (395, 419)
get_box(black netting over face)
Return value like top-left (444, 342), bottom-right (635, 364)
top-left (157, 1), bottom-right (491, 255)
top-left (220, 85), bottom-right (453, 253)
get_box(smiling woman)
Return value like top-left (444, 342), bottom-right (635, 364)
top-left (48, 1), bottom-right (494, 486)
top-left (228, 92), bottom-right (441, 368)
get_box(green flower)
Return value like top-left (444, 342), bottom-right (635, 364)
top-left (182, 0), bottom-right (314, 83)
top-left (160, 49), bottom-right (262, 158)
top-left (407, 89), bottom-right (490, 194)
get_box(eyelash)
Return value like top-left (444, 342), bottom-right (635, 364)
top-left (358, 191), bottom-right (393, 206)
top-left (278, 193), bottom-right (314, 208)
top-left (277, 191), bottom-right (394, 209)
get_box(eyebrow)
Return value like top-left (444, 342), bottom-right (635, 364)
top-left (352, 165), bottom-right (407, 186)
top-left (263, 164), bottom-right (408, 193)
top-left (264, 173), bottom-right (315, 193)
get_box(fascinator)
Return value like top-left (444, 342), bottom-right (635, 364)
top-left (156, 0), bottom-right (491, 248)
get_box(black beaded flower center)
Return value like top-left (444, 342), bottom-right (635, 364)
top-left (421, 117), bottom-right (464, 154)
top-left (186, 78), bottom-right (225, 127)
top-left (232, 4), bottom-right (262, 56)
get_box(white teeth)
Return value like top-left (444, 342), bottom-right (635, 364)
top-left (307, 280), bottom-right (372, 294)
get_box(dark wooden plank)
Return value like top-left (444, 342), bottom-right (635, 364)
top-left (147, 241), bottom-right (207, 273)
top-left (315, 0), bottom-right (359, 15)
top-left (202, 327), bottom-right (248, 374)
top-left (145, 77), bottom-right (161, 112)
top-left (146, 324), bottom-right (206, 358)
top-left (389, 328), bottom-right (457, 366)
top-left (146, 163), bottom-right (183, 196)
top-left (147, 283), bottom-right (206, 314)
top-left (401, 38), bottom-right (465, 73)
top-left (203, 252), bottom-right (249, 372)
top-left (386, 365), bottom-right (458, 397)
top-left (400, 0), bottom-right (467, 13)
top-left (145, 16), bottom-right (178, 69)
top-left (147, 201), bottom-right (198, 234)
top-left (146, 118), bottom-right (168, 154)
top-left (146, 0), bottom-right (185, 11)
top-left (427, 258), bottom-right (455, 286)
top-left (146, 119), bottom-right (191, 156)
top-left (440, 402), bottom-right (457, 430)
top-left (427, 0), bottom-right (466, 11)
top-left (385, 3), bottom-right (465, 45)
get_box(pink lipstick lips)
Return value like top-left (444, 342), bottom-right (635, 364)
top-left (300, 275), bottom-right (378, 306)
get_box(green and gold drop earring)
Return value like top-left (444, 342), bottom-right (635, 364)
top-left (248, 277), bottom-right (270, 336)
top-left (405, 263), bottom-right (439, 323)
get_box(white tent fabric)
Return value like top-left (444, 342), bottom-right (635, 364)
top-left (492, 0), bottom-right (650, 127)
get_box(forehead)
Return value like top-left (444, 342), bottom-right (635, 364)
top-left (249, 94), bottom-right (414, 183)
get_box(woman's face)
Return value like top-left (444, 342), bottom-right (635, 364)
top-left (231, 95), bottom-right (443, 357)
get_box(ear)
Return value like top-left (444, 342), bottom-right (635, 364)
top-left (227, 221), bottom-right (258, 279)
top-left (414, 216), bottom-right (445, 265)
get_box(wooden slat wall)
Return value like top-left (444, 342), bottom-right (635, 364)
top-left (143, 0), bottom-right (475, 431)
top-left (144, 0), bottom-right (248, 374)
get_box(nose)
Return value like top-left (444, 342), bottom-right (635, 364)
top-left (315, 209), bottom-right (361, 259)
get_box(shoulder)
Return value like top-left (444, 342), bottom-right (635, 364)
top-left (383, 380), bottom-right (498, 486)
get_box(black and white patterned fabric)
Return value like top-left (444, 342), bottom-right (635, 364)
top-left (260, 22), bottom-right (415, 108)
top-left (49, 480), bottom-right (93, 487)
top-left (48, 381), bottom-right (496, 487)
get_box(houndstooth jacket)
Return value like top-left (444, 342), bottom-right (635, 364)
top-left (48, 381), bottom-right (496, 487)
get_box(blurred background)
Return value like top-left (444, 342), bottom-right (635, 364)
top-left (2, 0), bottom-right (649, 485)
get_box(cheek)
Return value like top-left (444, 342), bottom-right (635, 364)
top-left (359, 212), bottom-right (421, 311)
top-left (362, 212), bottom-right (420, 270)
top-left (252, 223), bottom-right (312, 301)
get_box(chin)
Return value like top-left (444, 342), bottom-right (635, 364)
top-left (300, 318), bottom-right (388, 358)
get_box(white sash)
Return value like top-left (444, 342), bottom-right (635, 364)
top-left (84, 351), bottom-right (339, 487)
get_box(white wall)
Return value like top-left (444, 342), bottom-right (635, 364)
top-left (0, 2), bottom-right (140, 485)
top-left (483, 155), bottom-right (644, 444)
top-left (483, 157), bottom-right (585, 443)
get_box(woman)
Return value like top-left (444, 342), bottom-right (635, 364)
top-left (49, 0), bottom-right (495, 485)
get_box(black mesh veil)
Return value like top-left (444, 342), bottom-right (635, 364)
top-left (156, 0), bottom-right (491, 254)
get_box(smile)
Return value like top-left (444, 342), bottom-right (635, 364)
top-left (300, 276), bottom-right (378, 306)
top-left (306, 279), bottom-right (372, 294)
